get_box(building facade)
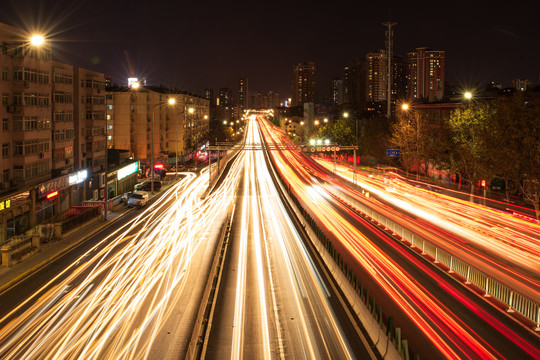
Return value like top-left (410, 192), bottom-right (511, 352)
top-left (238, 77), bottom-right (248, 108)
top-left (73, 67), bottom-right (106, 173)
top-left (407, 47), bottom-right (445, 101)
top-left (0, 23), bottom-right (53, 192)
top-left (366, 50), bottom-right (387, 103)
top-left (291, 61), bottom-right (316, 107)
top-left (108, 86), bottom-right (209, 165)
top-left (51, 61), bottom-right (75, 177)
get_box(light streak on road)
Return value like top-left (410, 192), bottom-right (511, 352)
top-left (221, 117), bottom-right (356, 359)
top-left (258, 117), bottom-right (540, 360)
top-left (315, 158), bottom-right (540, 301)
top-left (0, 168), bottom-right (238, 359)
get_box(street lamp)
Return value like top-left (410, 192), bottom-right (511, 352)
top-left (151, 97), bottom-right (176, 194)
top-left (30, 34), bottom-right (45, 46)
top-left (464, 91), bottom-right (473, 100)
top-left (401, 103), bottom-right (420, 180)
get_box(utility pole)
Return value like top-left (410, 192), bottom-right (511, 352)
top-left (383, 21), bottom-right (397, 120)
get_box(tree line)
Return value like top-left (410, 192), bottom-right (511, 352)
top-left (311, 91), bottom-right (540, 217)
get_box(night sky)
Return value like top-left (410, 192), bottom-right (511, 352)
top-left (1, 0), bottom-right (538, 100)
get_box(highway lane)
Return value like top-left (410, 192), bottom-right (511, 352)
top-left (313, 158), bottom-right (540, 305)
top-left (258, 116), bottom-right (540, 360)
top-left (0, 176), bottom-right (190, 322)
top-left (0, 171), bottom-right (233, 359)
top-left (205, 118), bottom-right (375, 359)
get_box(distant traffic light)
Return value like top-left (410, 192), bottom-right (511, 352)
top-left (481, 180), bottom-right (486, 187)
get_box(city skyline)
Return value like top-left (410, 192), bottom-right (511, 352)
top-left (0, 0), bottom-right (538, 99)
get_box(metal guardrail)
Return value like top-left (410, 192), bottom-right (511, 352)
top-left (328, 185), bottom-right (540, 330)
top-left (58, 206), bottom-right (101, 234)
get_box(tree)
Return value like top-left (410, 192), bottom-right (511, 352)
top-left (447, 102), bottom-right (497, 201)
top-left (316, 119), bottom-right (355, 146)
top-left (390, 110), bottom-right (431, 177)
top-left (507, 92), bottom-right (540, 218)
top-left (490, 93), bottom-right (526, 201)
top-left (359, 115), bottom-right (392, 164)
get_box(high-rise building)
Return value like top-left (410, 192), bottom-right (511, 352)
top-left (0, 22), bottom-right (53, 190)
top-left (331, 78), bottom-right (343, 105)
top-left (342, 57), bottom-right (366, 110)
top-left (267, 90), bottom-right (280, 108)
top-left (218, 87), bottom-right (232, 106)
top-left (392, 56), bottom-right (407, 102)
top-left (407, 47), bottom-right (445, 101)
top-left (366, 50), bottom-right (387, 103)
top-left (238, 77), bottom-right (248, 108)
top-left (291, 61), bottom-right (316, 107)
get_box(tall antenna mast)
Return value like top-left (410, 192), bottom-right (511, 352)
top-left (383, 21), bottom-right (397, 119)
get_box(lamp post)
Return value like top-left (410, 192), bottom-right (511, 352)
top-left (151, 97), bottom-right (176, 194)
top-left (401, 103), bottom-right (420, 180)
top-left (175, 107), bottom-right (194, 179)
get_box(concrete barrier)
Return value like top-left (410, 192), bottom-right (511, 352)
top-left (1, 234), bottom-right (41, 267)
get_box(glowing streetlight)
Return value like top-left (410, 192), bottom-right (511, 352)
top-left (30, 34), bottom-right (45, 46)
top-left (314, 120), bottom-right (320, 126)
top-left (130, 81), bottom-right (140, 89)
top-left (464, 91), bottom-right (473, 100)
top-left (401, 103), bottom-right (409, 111)
top-left (343, 112), bottom-right (349, 118)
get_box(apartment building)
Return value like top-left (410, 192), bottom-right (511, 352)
top-left (0, 22), bottom-right (53, 191)
top-left (291, 61), bottom-right (316, 107)
top-left (108, 86), bottom-right (209, 165)
top-left (366, 50), bottom-right (387, 103)
top-left (407, 47), bottom-right (445, 101)
top-left (73, 67), bottom-right (106, 174)
top-left (51, 61), bottom-right (75, 177)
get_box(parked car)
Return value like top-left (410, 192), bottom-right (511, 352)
top-left (134, 180), bottom-right (162, 191)
top-left (121, 191), bottom-right (132, 203)
top-left (127, 191), bottom-right (149, 208)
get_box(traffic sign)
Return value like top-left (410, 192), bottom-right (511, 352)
top-left (386, 149), bottom-right (400, 157)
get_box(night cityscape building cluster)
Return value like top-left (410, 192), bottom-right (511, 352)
top-left (0, 21), bottom-right (211, 242)
top-left (0, 2), bottom-right (538, 359)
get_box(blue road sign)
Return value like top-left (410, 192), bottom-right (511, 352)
top-left (386, 149), bottom-right (401, 157)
